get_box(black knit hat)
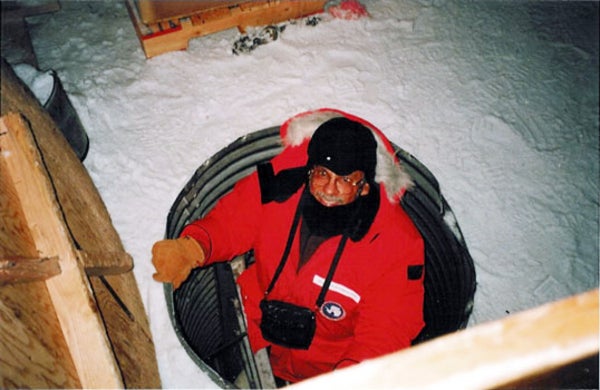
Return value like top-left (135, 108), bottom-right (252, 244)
top-left (307, 117), bottom-right (377, 182)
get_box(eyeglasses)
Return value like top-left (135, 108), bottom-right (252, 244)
top-left (309, 166), bottom-right (365, 194)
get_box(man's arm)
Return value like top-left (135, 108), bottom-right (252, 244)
top-left (181, 171), bottom-right (264, 264)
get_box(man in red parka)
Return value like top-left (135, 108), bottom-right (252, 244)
top-left (152, 109), bottom-right (425, 384)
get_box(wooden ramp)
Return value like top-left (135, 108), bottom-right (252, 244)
top-left (126, 0), bottom-right (326, 58)
top-left (0, 58), bottom-right (160, 388)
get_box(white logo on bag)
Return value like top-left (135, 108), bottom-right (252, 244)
top-left (321, 301), bottom-right (345, 320)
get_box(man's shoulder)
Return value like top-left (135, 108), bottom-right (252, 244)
top-left (373, 200), bottom-right (422, 240)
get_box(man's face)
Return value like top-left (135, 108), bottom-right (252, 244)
top-left (309, 165), bottom-right (370, 207)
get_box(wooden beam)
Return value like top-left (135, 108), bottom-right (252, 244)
top-left (0, 256), bottom-right (60, 285)
top-left (0, 282), bottom-right (82, 387)
top-left (0, 113), bottom-right (123, 388)
top-left (1, 110), bottom-right (79, 387)
top-left (290, 289), bottom-right (599, 390)
top-left (1, 58), bottom-right (160, 388)
top-left (137, 0), bottom-right (245, 24)
top-left (78, 250), bottom-right (133, 276)
top-left (0, 248), bottom-right (136, 281)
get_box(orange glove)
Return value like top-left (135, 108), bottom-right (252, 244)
top-left (152, 236), bottom-right (206, 290)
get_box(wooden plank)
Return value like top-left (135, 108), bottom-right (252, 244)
top-left (0, 256), bottom-right (60, 285)
top-left (1, 58), bottom-right (161, 388)
top-left (0, 139), bottom-right (80, 388)
top-left (78, 250), bottom-right (133, 276)
top-left (290, 289), bottom-right (599, 390)
top-left (127, 0), bottom-right (326, 58)
top-left (0, 283), bottom-right (81, 388)
top-left (138, 0), bottom-right (246, 24)
top-left (0, 151), bottom-right (37, 259)
top-left (236, 0), bottom-right (326, 30)
top-left (88, 273), bottom-right (160, 387)
top-left (0, 113), bottom-right (123, 388)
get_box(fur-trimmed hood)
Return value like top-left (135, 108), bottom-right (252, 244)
top-left (279, 108), bottom-right (413, 203)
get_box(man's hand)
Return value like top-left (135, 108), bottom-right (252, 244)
top-left (152, 236), bottom-right (206, 290)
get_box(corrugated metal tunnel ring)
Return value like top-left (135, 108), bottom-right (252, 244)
top-left (164, 127), bottom-right (476, 388)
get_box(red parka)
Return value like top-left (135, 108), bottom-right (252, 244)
top-left (181, 109), bottom-right (425, 383)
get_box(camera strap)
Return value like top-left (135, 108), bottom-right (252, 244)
top-left (315, 234), bottom-right (348, 308)
top-left (264, 190), bottom-right (350, 309)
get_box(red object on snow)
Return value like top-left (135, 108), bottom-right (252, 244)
top-left (327, 0), bottom-right (369, 20)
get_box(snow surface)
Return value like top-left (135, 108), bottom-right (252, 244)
top-left (18, 0), bottom-right (599, 387)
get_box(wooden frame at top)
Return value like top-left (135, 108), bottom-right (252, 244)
top-left (126, 0), bottom-right (327, 58)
